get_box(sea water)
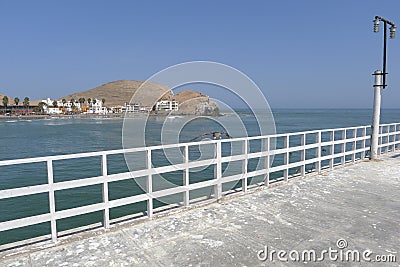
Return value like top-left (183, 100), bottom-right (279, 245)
top-left (1, 109), bottom-right (399, 245)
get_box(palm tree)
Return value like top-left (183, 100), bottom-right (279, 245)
top-left (87, 98), bottom-right (92, 107)
top-left (102, 98), bottom-right (106, 106)
top-left (2, 96), bottom-right (9, 114)
top-left (38, 102), bottom-right (46, 114)
top-left (71, 102), bottom-right (76, 113)
top-left (14, 97), bottom-right (20, 114)
top-left (78, 98), bottom-right (85, 112)
top-left (92, 99), bottom-right (97, 106)
top-left (52, 100), bottom-right (58, 107)
top-left (61, 99), bottom-right (66, 113)
top-left (23, 97), bottom-right (30, 114)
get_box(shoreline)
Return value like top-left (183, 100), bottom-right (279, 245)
top-left (0, 114), bottom-right (124, 120)
top-left (0, 112), bottom-right (222, 121)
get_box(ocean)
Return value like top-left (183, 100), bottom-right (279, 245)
top-left (1, 108), bottom-right (399, 245)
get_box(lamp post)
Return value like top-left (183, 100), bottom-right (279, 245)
top-left (370, 16), bottom-right (396, 160)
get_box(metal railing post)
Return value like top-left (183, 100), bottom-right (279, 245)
top-left (242, 139), bottom-right (248, 192)
top-left (316, 131), bottom-right (322, 173)
top-left (301, 134), bottom-right (306, 176)
top-left (351, 129), bottom-right (356, 163)
top-left (263, 137), bottom-right (270, 186)
top-left (379, 125), bottom-right (383, 155)
top-left (329, 131), bottom-right (334, 169)
top-left (390, 125), bottom-right (395, 152)
top-left (47, 159), bottom-right (57, 243)
top-left (101, 154), bottom-right (110, 228)
top-left (214, 141), bottom-right (222, 199)
top-left (146, 149), bottom-right (153, 218)
top-left (341, 130), bottom-right (346, 165)
top-left (361, 127), bottom-right (367, 159)
top-left (284, 136), bottom-right (289, 181)
top-left (387, 125), bottom-right (391, 153)
top-left (396, 124), bottom-right (400, 150)
top-left (183, 145), bottom-right (190, 206)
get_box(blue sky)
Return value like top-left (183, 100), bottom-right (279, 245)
top-left (0, 0), bottom-right (399, 108)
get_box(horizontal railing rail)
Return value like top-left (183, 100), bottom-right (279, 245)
top-left (1, 123), bottom-right (400, 250)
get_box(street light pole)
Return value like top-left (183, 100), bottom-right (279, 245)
top-left (371, 70), bottom-right (383, 160)
top-left (370, 16), bottom-right (396, 160)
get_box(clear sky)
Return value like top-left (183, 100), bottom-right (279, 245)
top-left (0, 0), bottom-right (399, 108)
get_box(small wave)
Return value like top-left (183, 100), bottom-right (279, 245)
top-left (5, 120), bottom-right (18, 123)
top-left (167, 116), bottom-right (184, 119)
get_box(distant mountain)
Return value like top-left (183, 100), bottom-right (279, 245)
top-left (60, 80), bottom-right (220, 115)
top-left (59, 80), bottom-right (171, 107)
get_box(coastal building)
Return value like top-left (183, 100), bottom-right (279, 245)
top-left (155, 101), bottom-right (179, 111)
top-left (53, 98), bottom-right (104, 113)
top-left (46, 107), bottom-right (63, 115)
top-left (84, 99), bottom-right (104, 114)
top-left (122, 103), bottom-right (155, 113)
top-left (90, 98), bottom-right (102, 110)
top-left (86, 106), bottom-right (108, 115)
top-left (56, 100), bottom-right (81, 113)
top-left (107, 106), bottom-right (122, 113)
top-left (40, 98), bottom-right (53, 106)
top-left (123, 103), bottom-right (140, 113)
top-left (140, 106), bottom-right (154, 112)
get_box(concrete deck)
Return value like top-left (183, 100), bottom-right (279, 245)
top-left (1, 155), bottom-right (399, 266)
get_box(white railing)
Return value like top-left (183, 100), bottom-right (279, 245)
top-left (1, 123), bottom-right (400, 250)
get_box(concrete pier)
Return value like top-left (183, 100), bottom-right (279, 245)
top-left (1, 155), bottom-right (399, 266)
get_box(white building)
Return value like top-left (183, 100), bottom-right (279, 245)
top-left (87, 107), bottom-right (108, 115)
top-left (90, 98), bottom-right (102, 109)
top-left (40, 98), bottom-right (62, 114)
top-left (41, 98), bottom-right (53, 106)
top-left (155, 101), bottom-right (178, 111)
top-left (56, 100), bottom-right (82, 112)
top-left (123, 103), bottom-right (140, 113)
top-left (140, 106), bottom-right (153, 112)
top-left (82, 98), bottom-right (104, 114)
top-left (37, 97), bottom-right (108, 114)
top-left (46, 107), bottom-right (63, 115)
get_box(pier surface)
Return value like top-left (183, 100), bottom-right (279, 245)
top-left (1, 155), bottom-right (399, 266)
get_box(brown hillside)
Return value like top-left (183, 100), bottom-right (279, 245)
top-left (60, 80), bottom-right (172, 107)
top-left (172, 90), bottom-right (205, 103)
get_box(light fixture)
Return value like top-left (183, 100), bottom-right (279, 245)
top-left (390, 25), bottom-right (396, 39)
top-left (373, 16), bottom-right (396, 89)
top-left (373, 17), bottom-right (380, 32)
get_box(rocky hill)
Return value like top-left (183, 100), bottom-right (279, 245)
top-left (60, 80), bottom-right (171, 107)
top-left (171, 90), bottom-right (220, 116)
top-left (60, 80), bottom-right (220, 116)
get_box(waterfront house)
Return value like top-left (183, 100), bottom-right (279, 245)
top-left (155, 100), bottom-right (179, 111)
top-left (123, 103), bottom-right (140, 113)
